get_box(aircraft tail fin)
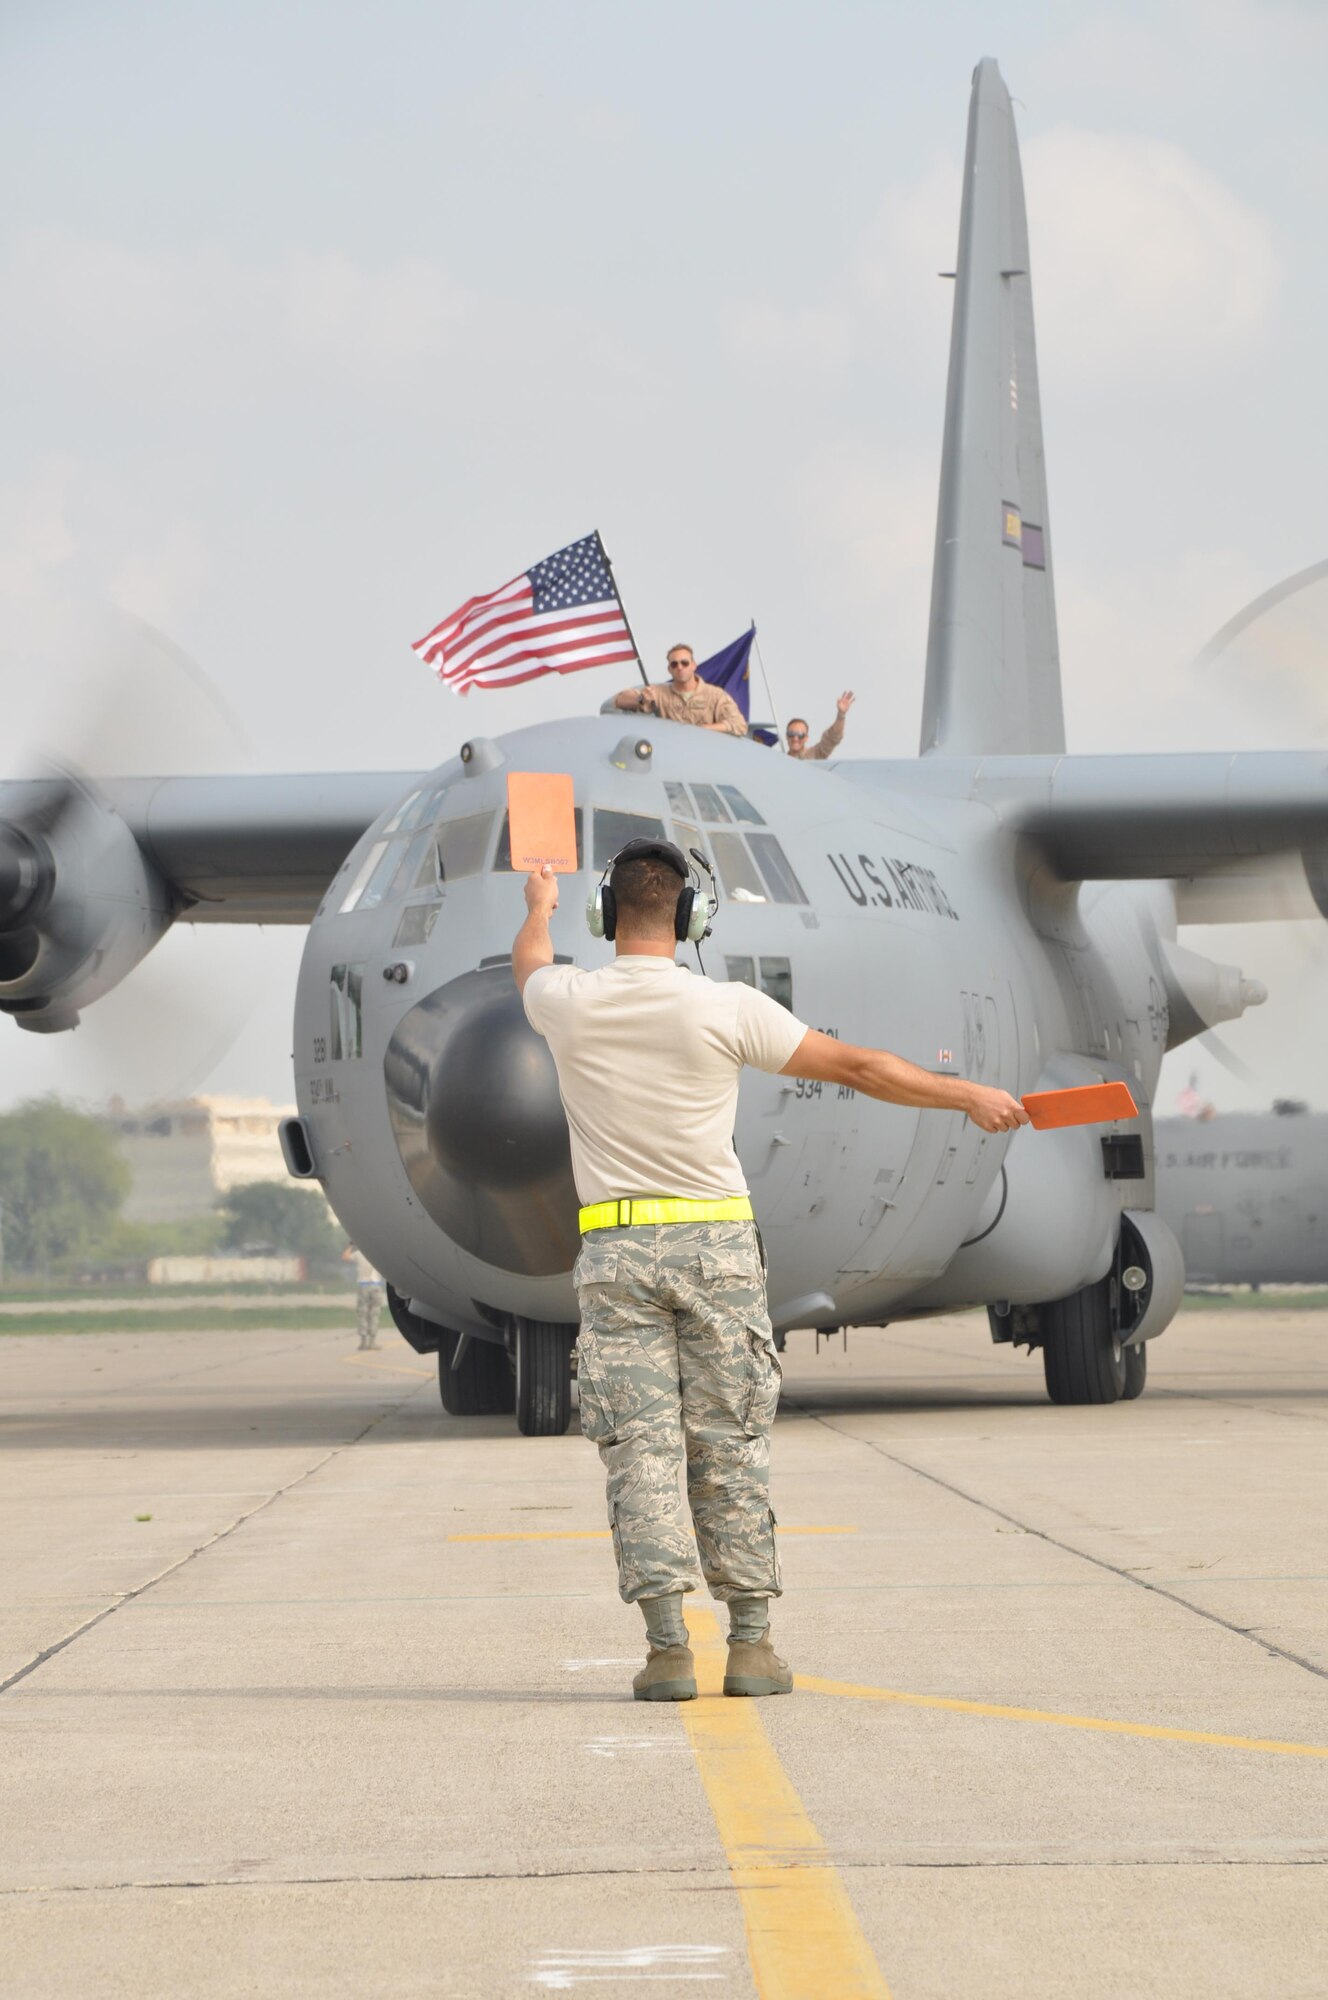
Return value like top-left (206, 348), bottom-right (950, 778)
top-left (919, 59), bottom-right (1065, 756)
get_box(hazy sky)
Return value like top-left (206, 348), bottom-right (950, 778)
top-left (1, 0), bottom-right (1326, 1113)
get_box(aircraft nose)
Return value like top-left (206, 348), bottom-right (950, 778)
top-left (384, 965), bottom-right (578, 1277)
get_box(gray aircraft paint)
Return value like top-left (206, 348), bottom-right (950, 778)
top-left (920, 57), bottom-right (1064, 759)
top-left (2, 59), bottom-right (1324, 1410)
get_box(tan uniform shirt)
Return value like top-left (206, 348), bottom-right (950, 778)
top-left (789, 714), bottom-right (844, 760)
top-left (523, 957), bottom-right (808, 1203)
top-left (632, 681), bottom-right (746, 735)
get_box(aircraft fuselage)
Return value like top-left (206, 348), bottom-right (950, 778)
top-left (292, 716), bottom-right (1170, 1344)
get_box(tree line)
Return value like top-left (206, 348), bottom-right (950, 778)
top-left (0, 1099), bottom-right (343, 1280)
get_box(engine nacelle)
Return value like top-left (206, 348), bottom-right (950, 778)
top-left (1116, 1209), bottom-right (1185, 1347)
top-left (0, 777), bottom-right (176, 1032)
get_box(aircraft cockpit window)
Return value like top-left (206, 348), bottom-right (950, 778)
top-left (381, 793), bottom-right (419, 837)
top-left (710, 832), bottom-right (767, 903)
top-left (355, 840), bottom-right (413, 912)
top-left (689, 784), bottom-right (731, 824)
top-left (759, 957), bottom-right (793, 1010)
top-left (748, 833), bottom-right (807, 905)
top-left (671, 821), bottom-right (708, 871)
top-left (338, 841), bottom-right (390, 914)
top-left (437, 810), bottom-right (496, 882)
top-left (329, 962), bottom-right (364, 1060)
top-left (390, 829), bottom-right (436, 900)
top-left (593, 809), bottom-right (667, 870)
top-left (718, 785), bottom-right (765, 826)
top-left (494, 808), bottom-right (585, 871)
top-left (383, 781), bottom-right (448, 838)
top-left (394, 903), bottom-right (440, 948)
top-left (723, 954), bottom-right (793, 1011)
top-left (664, 782), bottom-right (691, 816)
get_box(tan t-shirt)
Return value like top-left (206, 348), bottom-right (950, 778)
top-left (523, 957), bottom-right (808, 1204)
top-left (637, 681), bottom-right (746, 735)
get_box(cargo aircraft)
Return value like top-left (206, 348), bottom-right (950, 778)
top-left (1, 60), bottom-right (1323, 1431)
top-left (1156, 1103), bottom-right (1328, 1288)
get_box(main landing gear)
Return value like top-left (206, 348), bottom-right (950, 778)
top-left (1040, 1278), bottom-right (1126, 1403)
top-left (386, 1288), bottom-right (576, 1435)
top-left (989, 1225), bottom-right (1164, 1407)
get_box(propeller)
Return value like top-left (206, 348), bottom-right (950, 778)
top-left (0, 588), bottom-right (263, 1107)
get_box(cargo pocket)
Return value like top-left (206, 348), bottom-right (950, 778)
top-left (574, 1241), bottom-right (620, 1289)
top-left (742, 1326), bottom-right (782, 1437)
top-left (574, 1327), bottom-right (617, 1444)
top-left (574, 1242), bottom-right (620, 1443)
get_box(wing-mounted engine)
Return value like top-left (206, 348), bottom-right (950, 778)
top-left (0, 771), bottom-right (175, 1033)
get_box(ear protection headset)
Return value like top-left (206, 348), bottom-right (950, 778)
top-left (586, 837), bottom-right (715, 945)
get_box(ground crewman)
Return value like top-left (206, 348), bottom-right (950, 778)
top-left (344, 1245), bottom-right (385, 1349)
top-left (514, 841), bottom-right (1027, 1702)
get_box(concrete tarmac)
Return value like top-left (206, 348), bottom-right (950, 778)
top-left (2, 1310), bottom-right (1326, 1998)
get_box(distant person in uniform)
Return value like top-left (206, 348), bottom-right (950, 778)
top-left (785, 691), bottom-right (855, 759)
top-left (345, 1246), bottom-right (385, 1349)
top-left (514, 842), bottom-right (1026, 1704)
top-left (614, 645), bottom-right (746, 735)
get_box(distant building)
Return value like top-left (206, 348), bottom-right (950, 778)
top-left (105, 1096), bottom-right (297, 1223)
top-left (146, 1254), bottom-right (306, 1285)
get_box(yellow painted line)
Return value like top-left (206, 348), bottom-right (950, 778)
top-left (681, 1605), bottom-right (891, 2000)
top-left (447, 1526), bottom-right (857, 1544)
top-left (795, 1675), bottom-right (1328, 1762)
top-left (339, 1352), bottom-right (433, 1380)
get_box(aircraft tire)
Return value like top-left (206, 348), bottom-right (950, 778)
top-left (514, 1318), bottom-right (573, 1436)
top-left (1121, 1340), bottom-right (1148, 1400)
top-left (437, 1332), bottom-right (513, 1417)
top-left (1041, 1279), bottom-right (1126, 1405)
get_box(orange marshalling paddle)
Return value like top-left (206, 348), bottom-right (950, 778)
top-left (506, 772), bottom-right (578, 872)
top-left (1021, 1082), bottom-right (1139, 1129)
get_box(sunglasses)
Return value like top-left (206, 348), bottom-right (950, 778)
top-left (786, 730), bottom-right (807, 740)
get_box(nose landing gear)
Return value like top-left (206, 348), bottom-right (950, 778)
top-left (513, 1317), bottom-right (575, 1436)
top-left (385, 1282), bottom-right (579, 1436)
top-left (437, 1331), bottom-right (514, 1418)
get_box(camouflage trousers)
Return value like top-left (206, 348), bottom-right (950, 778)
top-left (573, 1221), bottom-right (782, 1604)
top-left (356, 1281), bottom-right (384, 1350)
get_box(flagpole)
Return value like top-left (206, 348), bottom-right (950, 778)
top-left (597, 533), bottom-right (651, 689)
top-left (751, 622), bottom-right (782, 735)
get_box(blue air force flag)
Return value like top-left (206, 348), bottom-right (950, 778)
top-left (696, 625), bottom-right (755, 721)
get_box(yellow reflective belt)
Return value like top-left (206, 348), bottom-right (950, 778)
top-left (578, 1196), bottom-right (754, 1232)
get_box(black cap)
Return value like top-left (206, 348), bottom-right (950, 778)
top-left (609, 838), bottom-right (689, 880)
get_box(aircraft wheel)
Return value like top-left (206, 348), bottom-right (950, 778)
top-left (1041, 1278), bottom-right (1125, 1405)
top-left (514, 1318), bottom-right (574, 1436)
top-left (1121, 1340), bottom-right (1148, 1400)
top-left (438, 1332), bottom-right (513, 1417)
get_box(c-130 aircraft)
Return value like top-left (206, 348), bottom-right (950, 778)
top-left (0, 59), bottom-right (1322, 1433)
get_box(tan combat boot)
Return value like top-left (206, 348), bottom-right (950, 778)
top-left (632, 1643), bottom-right (697, 1702)
top-left (723, 1628), bottom-right (793, 1697)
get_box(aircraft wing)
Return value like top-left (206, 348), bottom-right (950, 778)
top-left (101, 771), bottom-right (425, 922)
top-left (847, 752), bottom-right (1328, 919)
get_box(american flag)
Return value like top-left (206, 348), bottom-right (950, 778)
top-left (411, 532), bottom-right (638, 693)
